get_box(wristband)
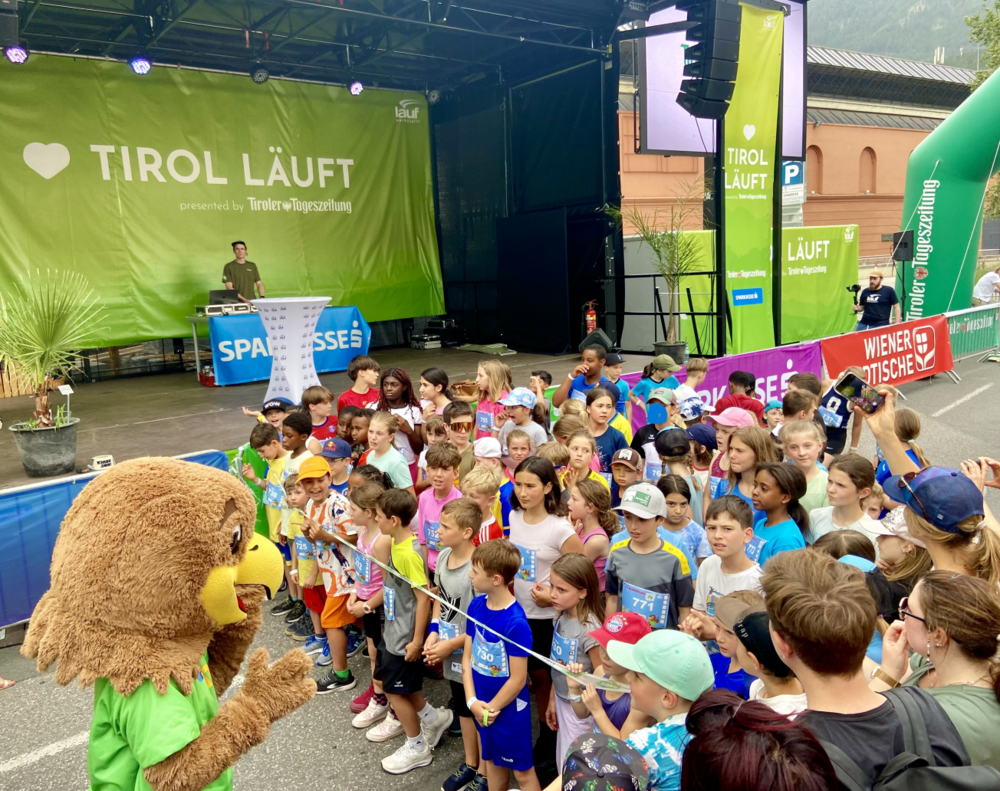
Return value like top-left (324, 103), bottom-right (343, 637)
top-left (289, 569), bottom-right (298, 576)
top-left (872, 667), bottom-right (900, 688)
top-left (467, 697), bottom-right (479, 709)
top-left (849, 446), bottom-right (859, 451)
top-left (428, 622), bottom-right (439, 635)
top-left (567, 695), bottom-right (582, 703)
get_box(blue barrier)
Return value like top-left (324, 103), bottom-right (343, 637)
top-left (0, 450), bottom-right (230, 627)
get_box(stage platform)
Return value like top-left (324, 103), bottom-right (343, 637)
top-left (0, 346), bottom-right (651, 490)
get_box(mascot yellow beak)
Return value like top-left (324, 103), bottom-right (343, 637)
top-left (200, 533), bottom-right (284, 625)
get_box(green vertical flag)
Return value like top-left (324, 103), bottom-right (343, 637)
top-left (723, 3), bottom-right (783, 353)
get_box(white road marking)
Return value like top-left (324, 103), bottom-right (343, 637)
top-left (0, 673), bottom-right (247, 774)
top-left (0, 730), bottom-right (88, 774)
top-left (931, 383), bottom-right (993, 418)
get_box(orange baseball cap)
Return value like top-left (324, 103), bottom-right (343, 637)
top-left (296, 456), bottom-right (331, 481)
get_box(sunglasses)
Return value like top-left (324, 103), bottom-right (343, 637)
top-left (894, 470), bottom-right (929, 518)
top-left (449, 421), bottom-right (473, 430)
top-left (898, 596), bottom-right (927, 625)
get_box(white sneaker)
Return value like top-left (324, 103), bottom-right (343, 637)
top-left (353, 697), bottom-right (390, 729)
top-left (366, 711), bottom-right (404, 743)
top-left (381, 739), bottom-right (432, 774)
top-left (421, 706), bottom-right (454, 750)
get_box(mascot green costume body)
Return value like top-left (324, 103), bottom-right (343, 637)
top-left (22, 457), bottom-right (316, 791)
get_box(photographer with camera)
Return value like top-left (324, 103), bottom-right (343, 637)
top-left (852, 269), bottom-right (900, 331)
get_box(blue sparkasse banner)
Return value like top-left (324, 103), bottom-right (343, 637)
top-left (208, 306), bottom-right (370, 387)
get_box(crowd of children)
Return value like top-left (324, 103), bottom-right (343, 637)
top-left (234, 349), bottom-right (1000, 791)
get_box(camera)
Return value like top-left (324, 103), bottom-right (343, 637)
top-left (846, 283), bottom-right (861, 305)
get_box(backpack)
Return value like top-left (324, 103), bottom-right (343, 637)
top-left (819, 688), bottom-right (1000, 791)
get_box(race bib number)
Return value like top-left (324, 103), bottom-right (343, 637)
top-left (439, 619), bottom-right (463, 654)
top-left (263, 480), bottom-right (285, 509)
top-left (355, 551), bottom-right (371, 585)
top-left (384, 588), bottom-right (396, 621)
top-left (293, 535), bottom-right (315, 561)
top-left (472, 630), bottom-right (509, 678)
top-left (476, 410), bottom-right (494, 433)
top-left (818, 405), bottom-right (844, 429)
top-left (570, 389), bottom-right (588, 404)
top-left (745, 536), bottom-right (766, 563)
top-left (622, 582), bottom-right (670, 629)
top-left (424, 520), bottom-right (441, 551)
top-left (514, 544), bottom-right (537, 582)
top-left (645, 462), bottom-right (662, 483)
top-left (550, 629), bottom-right (579, 667)
top-left (599, 471), bottom-right (613, 487)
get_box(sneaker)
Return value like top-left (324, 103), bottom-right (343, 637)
top-left (347, 631), bottom-right (365, 658)
top-left (271, 597), bottom-right (295, 617)
top-left (441, 762), bottom-right (478, 791)
top-left (315, 669), bottom-right (357, 694)
top-left (352, 696), bottom-right (390, 729)
top-left (367, 711), bottom-right (404, 743)
top-left (315, 641), bottom-right (332, 667)
top-left (278, 577), bottom-right (288, 594)
top-left (351, 682), bottom-right (375, 714)
top-left (381, 740), bottom-right (432, 774)
top-left (285, 617), bottom-right (315, 641)
top-left (303, 635), bottom-right (327, 655)
top-left (283, 600), bottom-right (307, 624)
top-left (421, 707), bottom-right (454, 750)
top-left (466, 773), bottom-right (488, 791)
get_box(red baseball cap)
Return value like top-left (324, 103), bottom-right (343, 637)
top-left (587, 611), bottom-right (652, 649)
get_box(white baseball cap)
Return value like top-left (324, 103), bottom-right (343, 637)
top-left (473, 437), bottom-right (502, 459)
top-left (613, 482), bottom-right (667, 519)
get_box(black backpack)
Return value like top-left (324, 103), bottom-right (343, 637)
top-left (819, 688), bottom-right (1000, 790)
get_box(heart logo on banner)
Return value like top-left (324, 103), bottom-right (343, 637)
top-left (743, 125), bottom-right (756, 141)
top-left (23, 143), bottom-right (71, 179)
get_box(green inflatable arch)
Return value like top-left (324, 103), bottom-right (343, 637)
top-left (899, 67), bottom-right (1000, 319)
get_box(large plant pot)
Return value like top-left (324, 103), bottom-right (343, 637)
top-left (653, 341), bottom-right (687, 364)
top-left (10, 418), bottom-right (80, 478)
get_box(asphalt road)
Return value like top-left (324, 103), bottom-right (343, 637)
top-left (0, 356), bottom-right (997, 790)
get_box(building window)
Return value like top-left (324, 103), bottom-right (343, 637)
top-left (806, 145), bottom-right (823, 195)
top-left (860, 147), bottom-right (877, 194)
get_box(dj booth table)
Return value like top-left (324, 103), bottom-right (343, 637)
top-left (184, 305), bottom-right (371, 386)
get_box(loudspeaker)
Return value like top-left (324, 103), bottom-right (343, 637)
top-left (891, 230), bottom-right (914, 261)
top-left (676, 0), bottom-right (742, 120)
top-left (0, 12), bottom-right (18, 47)
top-left (578, 329), bottom-right (614, 353)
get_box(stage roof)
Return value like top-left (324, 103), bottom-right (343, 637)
top-left (16, 0), bottom-right (621, 90)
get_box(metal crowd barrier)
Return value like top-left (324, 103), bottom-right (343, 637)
top-left (944, 303), bottom-right (1000, 364)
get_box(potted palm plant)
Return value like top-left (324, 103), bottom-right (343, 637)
top-left (608, 178), bottom-right (707, 361)
top-left (0, 270), bottom-right (104, 477)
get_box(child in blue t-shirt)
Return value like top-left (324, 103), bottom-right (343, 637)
top-left (748, 463), bottom-right (808, 566)
top-left (657, 475), bottom-right (711, 580)
top-left (463, 540), bottom-right (540, 791)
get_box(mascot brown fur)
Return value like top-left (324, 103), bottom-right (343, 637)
top-left (22, 457), bottom-right (316, 791)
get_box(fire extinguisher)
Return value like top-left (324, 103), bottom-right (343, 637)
top-left (583, 301), bottom-right (598, 335)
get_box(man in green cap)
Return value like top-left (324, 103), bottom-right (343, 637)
top-left (610, 630), bottom-right (714, 791)
top-left (630, 355), bottom-right (682, 412)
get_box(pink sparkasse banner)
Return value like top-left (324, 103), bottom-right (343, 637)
top-left (624, 342), bottom-right (823, 432)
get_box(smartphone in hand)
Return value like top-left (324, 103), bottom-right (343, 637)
top-left (834, 372), bottom-right (886, 415)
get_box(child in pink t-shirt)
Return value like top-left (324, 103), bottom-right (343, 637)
top-left (416, 442), bottom-right (464, 573)
top-left (473, 360), bottom-right (510, 440)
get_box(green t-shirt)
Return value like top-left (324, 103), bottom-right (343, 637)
top-left (88, 652), bottom-right (230, 791)
top-left (222, 260), bottom-right (261, 301)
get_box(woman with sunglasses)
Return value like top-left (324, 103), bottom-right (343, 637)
top-left (870, 571), bottom-right (1000, 770)
top-left (864, 392), bottom-right (1000, 587)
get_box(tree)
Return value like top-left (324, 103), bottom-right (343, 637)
top-left (967, 1), bottom-right (1000, 218)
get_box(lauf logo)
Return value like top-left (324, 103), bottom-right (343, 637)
top-left (913, 325), bottom-right (936, 371)
top-left (395, 99), bottom-right (420, 122)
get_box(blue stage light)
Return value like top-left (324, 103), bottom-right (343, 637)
top-left (129, 53), bottom-right (152, 75)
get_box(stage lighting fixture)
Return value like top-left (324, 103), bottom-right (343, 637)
top-left (4, 44), bottom-right (29, 64)
top-left (427, 89), bottom-right (440, 105)
top-left (349, 80), bottom-right (363, 96)
top-left (128, 53), bottom-right (152, 75)
top-left (250, 63), bottom-right (270, 84)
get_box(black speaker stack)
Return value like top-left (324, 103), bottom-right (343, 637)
top-left (0, 0), bottom-right (18, 48)
top-left (676, 0), bottom-right (742, 119)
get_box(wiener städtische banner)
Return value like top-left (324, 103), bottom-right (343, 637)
top-left (0, 56), bottom-right (443, 347)
top-left (723, 3), bottom-right (784, 354)
top-left (820, 315), bottom-right (955, 388)
top-left (209, 306), bottom-right (371, 386)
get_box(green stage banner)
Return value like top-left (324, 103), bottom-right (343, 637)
top-left (780, 225), bottom-right (859, 343)
top-left (723, 3), bottom-right (783, 353)
top-left (0, 56), bottom-right (443, 346)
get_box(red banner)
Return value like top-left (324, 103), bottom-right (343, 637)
top-left (820, 315), bottom-right (954, 387)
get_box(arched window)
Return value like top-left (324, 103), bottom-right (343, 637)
top-left (806, 145), bottom-right (823, 195)
top-left (860, 147), bottom-right (877, 194)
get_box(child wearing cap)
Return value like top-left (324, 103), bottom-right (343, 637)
top-left (302, 385), bottom-right (338, 442)
top-left (319, 437), bottom-right (354, 495)
top-left (603, 352), bottom-right (632, 422)
top-left (473, 437), bottom-right (506, 529)
top-left (495, 387), bottom-right (547, 457)
top-left (630, 355), bottom-right (682, 411)
top-left (677, 397), bottom-right (707, 427)
top-left (732, 610), bottom-right (807, 717)
top-left (685, 424), bottom-right (717, 489)
top-left (297, 456), bottom-right (360, 692)
top-left (243, 396), bottom-right (293, 430)
top-left (630, 389), bottom-right (676, 482)
top-left (244, 422), bottom-right (289, 546)
top-left (708, 591), bottom-right (763, 699)
top-left (655, 430), bottom-right (705, 524)
top-left (417, 442), bottom-right (464, 575)
top-left (565, 611), bottom-right (654, 739)
top-left (764, 399), bottom-right (783, 433)
top-left (606, 483), bottom-right (694, 631)
top-left (610, 630), bottom-right (714, 791)
top-left (610, 448), bottom-right (643, 509)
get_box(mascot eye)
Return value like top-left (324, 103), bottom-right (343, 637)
top-left (230, 524), bottom-right (242, 554)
